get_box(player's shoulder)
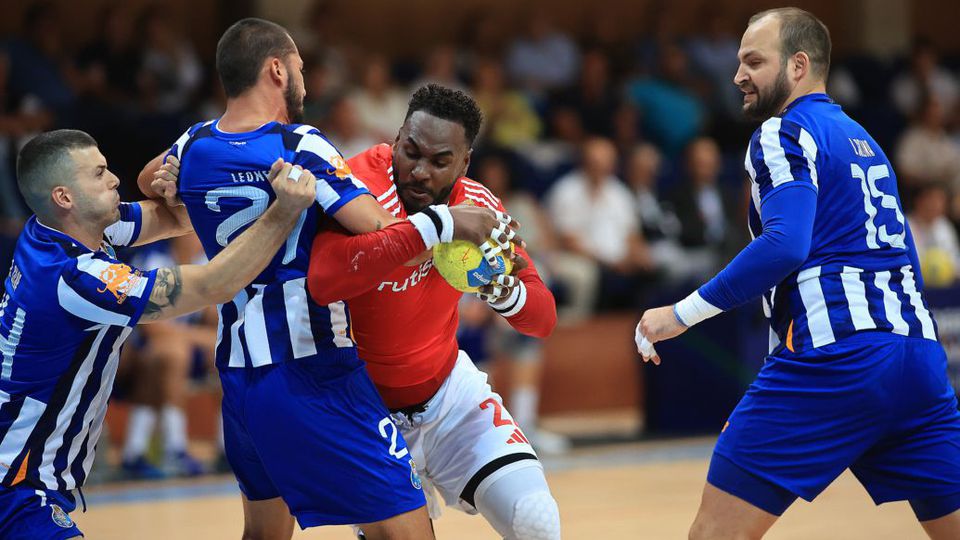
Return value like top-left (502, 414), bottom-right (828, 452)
top-left (346, 144), bottom-right (394, 196)
top-left (451, 177), bottom-right (502, 210)
top-left (284, 123), bottom-right (345, 164)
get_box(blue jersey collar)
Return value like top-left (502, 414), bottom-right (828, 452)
top-left (780, 93), bottom-right (833, 115)
top-left (211, 119), bottom-right (278, 140)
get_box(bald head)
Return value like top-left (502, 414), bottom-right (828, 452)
top-left (748, 8), bottom-right (831, 80)
top-left (16, 129), bottom-right (97, 217)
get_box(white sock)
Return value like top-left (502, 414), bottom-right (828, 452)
top-left (161, 405), bottom-right (188, 455)
top-left (216, 412), bottom-right (225, 452)
top-left (122, 406), bottom-right (156, 461)
top-left (511, 386), bottom-right (538, 430)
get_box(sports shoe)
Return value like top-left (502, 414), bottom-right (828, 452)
top-left (164, 450), bottom-right (207, 477)
top-left (120, 455), bottom-right (167, 480)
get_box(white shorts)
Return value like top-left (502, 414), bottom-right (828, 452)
top-left (391, 351), bottom-right (542, 518)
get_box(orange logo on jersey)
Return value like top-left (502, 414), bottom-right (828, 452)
top-left (97, 263), bottom-right (142, 304)
top-left (328, 155), bottom-right (352, 179)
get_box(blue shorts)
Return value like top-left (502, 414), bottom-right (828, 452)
top-left (219, 352), bottom-right (425, 528)
top-left (0, 485), bottom-right (82, 539)
top-left (710, 332), bottom-right (960, 520)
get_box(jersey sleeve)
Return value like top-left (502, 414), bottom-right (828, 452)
top-left (56, 252), bottom-right (158, 327)
top-left (103, 202), bottom-right (143, 247)
top-left (292, 128), bottom-right (370, 216)
top-left (747, 117), bottom-right (820, 204)
top-left (168, 121), bottom-right (210, 162)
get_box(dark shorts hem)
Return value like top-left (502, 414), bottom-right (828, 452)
top-left (294, 500), bottom-right (426, 529)
top-left (707, 452), bottom-right (799, 516)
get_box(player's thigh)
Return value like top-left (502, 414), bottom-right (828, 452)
top-left (690, 482), bottom-right (780, 540)
top-left (243, 358), bottom-right (425, 527)
top-left (357, 505), bottom-right (434, 540)
top-left (241, 494), bottom-right (294, 540)
top-left (920, 508), bottom-right (960, 540)
top-left (414, 352), bottom-right (540, 509)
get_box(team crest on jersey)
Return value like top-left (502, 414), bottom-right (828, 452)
top-left (97, 263), bottom-right (142, 304)
top-left (409, 458), bottom-right (422, 490)
top-left (328, 155), bottom-right (353, 179)
top-left (50, 504), bottom-right (74, 528)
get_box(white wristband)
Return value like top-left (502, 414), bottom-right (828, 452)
top-left (489, 280), bottom-right (527, 317)
top-left (674, 290), bottom-right (722, 327)
top-left (408, 205), bottom-right (454, 248)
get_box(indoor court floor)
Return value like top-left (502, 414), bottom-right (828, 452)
top-left (78, 437), bottom-right (928, 539)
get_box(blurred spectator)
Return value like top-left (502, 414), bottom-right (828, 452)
top-left (137, 6), bottom-right (203, 114)
top-left (3, 2), bottom-right (76, 115)
top-left (891, 38), bottom-right (959, 119)
top-left (288, 0), bottom-right (354, 99)
top-left (75, 5), bottom-right (141, 106)
top-left (625, 143), bottom-right (686, 280)
top-left (322, 92), bottom-right (377, 159)
top-left (546, 138), bottom-right (652, 313)
top-left (474, 154), bottom-right (570, 453)
top-left (455, 9), bottom-right (509, 76)
top-left (686, 9), bottom-right (742, 120)
top-left (908, 183), bottom-right (960, 287)
top-left (349, 54), bottom-right (408, 143)
top-left (626, 41), bottom-right (706, 156)
top-left (472, 57), bottom-right (541, 149)
top-left (119, 235), bottom-right (216, 479)
top-left (668, 137), bottom-right (732, 277)
top-left (895, 92), bottom-right (960, 200)
top-left (548, 48), bottom-right (627, 139)
top-left (410, 45), bottom-right (466, 94)
top-left (506, 10), bottom-right (580, 98)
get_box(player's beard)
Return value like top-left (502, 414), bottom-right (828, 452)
top-left (284, 72), bottom-right (304, 124)
top-left (743, 63), bottom-right (791, 122)
top-left (399, 181), bottom-right (456, 214)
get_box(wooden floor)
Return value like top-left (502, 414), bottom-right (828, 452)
top-left (77, 440), bottom-right (929, 540)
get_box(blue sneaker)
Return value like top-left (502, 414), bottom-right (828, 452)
top-left (165, 450), bottom-right (206, 477)
top-left (121, 455), bottom-right (167, 480)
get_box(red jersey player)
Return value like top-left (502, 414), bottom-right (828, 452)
top-left (308, 85), bottom-right (561, 540)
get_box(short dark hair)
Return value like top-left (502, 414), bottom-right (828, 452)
top-left (749, 7), bottom-right (831, 79)
top-left (16, 129), bottom-right (97, 216)
top-left (216, 18), bottom-right (296, 98)
top-left (405, 84), bottom-right (483, 146)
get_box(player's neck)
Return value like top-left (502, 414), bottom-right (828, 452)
top-left (220, 91), bottom-right (289, 132)
top-left (47, 214), bottom-right (104, 252)
top-left (780, 80), bottom-right (828, 112)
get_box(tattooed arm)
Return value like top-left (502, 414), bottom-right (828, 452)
top-left (139, 160), bottom-right (316, 323)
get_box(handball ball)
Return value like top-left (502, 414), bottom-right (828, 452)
top-left (432, 239), bottom-right (514, 293)
top-left (920, 247), bottom-right (956, 288)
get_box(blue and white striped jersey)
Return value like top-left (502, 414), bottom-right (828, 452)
top-left (171, 120), bottom-right (369, 369)
top-left (746, 93), bottom-right (937, 352)
top-left (0, 204), bottom-right (155, 492)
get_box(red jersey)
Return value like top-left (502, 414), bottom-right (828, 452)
top-left (307, 144), bottom-right (556, 409)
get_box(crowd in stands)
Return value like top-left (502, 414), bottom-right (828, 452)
top-left (3, 0), bottom-right (960, 475)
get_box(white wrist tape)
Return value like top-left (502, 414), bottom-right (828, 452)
top-left (489, 280), bottom-right (527, 317)
top-left (674, 290), bottom-right (722, 327)
top-left (408, 205), bottom-right (454, 248)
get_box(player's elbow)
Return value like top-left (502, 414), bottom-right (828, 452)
top-left (306, 266), bottom-right (336, 306)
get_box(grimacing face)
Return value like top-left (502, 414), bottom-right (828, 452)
top-left (734, 16), bottom-right (794, 122)
top-left (391, 111), bottom-right (471, 214)
top-left (64, 146), bottom-right (122, 228)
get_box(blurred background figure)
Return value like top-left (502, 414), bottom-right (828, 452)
top-left (349, 53), bottom-right (408, 143)
top-left (117, 235), bottom-right (217, 479)
top-left (472, 56), bottom-right (542, 149)
top-left (895, 92), bottom-right (960, 216)
top-left (625, 143), bottom-right (686, 282)
top-left (506, 9), bottom-right (580, 101)
top-left (546, 137), bottom-right (652, 314)
top-left (137, 6), bottom-right (203, 116)
top-left (891, 38), bottom-right (959, 119)
top-left (321, 92), bottom-right (377, 159)
top-left (908, 182), bottom-right (960, 288)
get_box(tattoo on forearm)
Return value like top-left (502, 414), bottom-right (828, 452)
top-left (143, 266), bottom-right (183, 320)
top-left (376, 220), bottom-right (382, 231)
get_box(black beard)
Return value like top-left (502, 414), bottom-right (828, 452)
top-left (284, 76), bottom-right (304, 124)
top-left (744, 66), bottom-right (791, 122)
top-left (400, 181), bottom-right (456, 214)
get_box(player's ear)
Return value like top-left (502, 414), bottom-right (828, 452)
top-left (269, 57), bottom-right (284, 86)
top-left (792, 51), bottom-right (810, 82)
top-left (50, 185), bottom-right (72, 211)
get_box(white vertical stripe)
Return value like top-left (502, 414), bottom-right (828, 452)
top-left (283, 278), bottom-right (318, 359)
top-left (214, 304), bottom-right (224, 353)
top-left (797, 266), bottom-right (836, 347)
top-left (380, 195), bottom-right (400, 212)
top-left (293, 124), bottom-right (315, 136)
top-left (243, 287), bottom-right (272, 367)
top-left (38, 325), bottom-right (109, 489)
top-left (797, 128), bottom-right (819, 189)
top-left (35, 490), bottom-right (46, 506)
top-left (103, 219), bottom-right (136, 247)
top-left (79, 328), bottom-right (128, 484)
top-left (744, 141), bottom-right (757, 181)
top-left (377, 183), bottom-right (397, 202)
top-left (759, 118), bottom-right (794, 188)
top-left (172, 129), bottom-right (192, 161)
top-left (62, 327), bottom-right (128, 489)
top-left (0, 395), bottom-right (46, 477)
top-left (328, 302), bottom-right (353, 348)
top-left (840, 267), bottom-right (876, 331)
top-left (901, 265), bottom-right (936, 340)
top-left (1, 307), bottom-right (26, 380)
top-left (227, 291), bottom-right (250, 368)
top-left (874, 271), bottom-right (910, 336)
